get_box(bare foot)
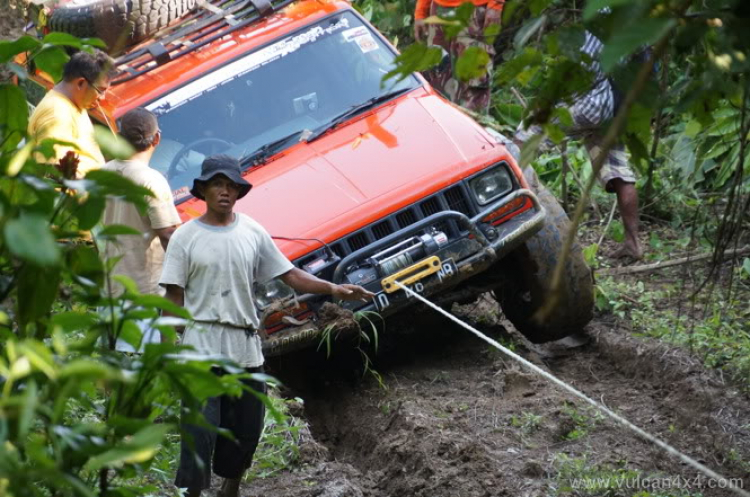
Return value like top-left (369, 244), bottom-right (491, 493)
top-left (611, 242), bottom-right (643, 261)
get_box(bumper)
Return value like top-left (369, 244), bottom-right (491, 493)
top-left (263, 189), bottom-right (545, 356)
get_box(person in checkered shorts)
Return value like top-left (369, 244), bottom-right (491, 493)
top-left (514, 31), bottom-right (643, 260)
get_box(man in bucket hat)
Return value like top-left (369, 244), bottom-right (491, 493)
top-left (160, 154), bottom-right (373, 497)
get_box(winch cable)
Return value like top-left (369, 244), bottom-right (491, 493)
top-left (393, 281), bottom-right (750, 497)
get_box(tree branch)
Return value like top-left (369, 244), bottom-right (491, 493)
top-left (597, 247), bottom-right (750, 276)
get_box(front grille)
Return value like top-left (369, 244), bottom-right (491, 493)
top-left (330, 183), bottom-right (476, 258)
top-left (445, 185), bottom-right (472, 214)
top-left (420, 196), bottom-right (442, 216)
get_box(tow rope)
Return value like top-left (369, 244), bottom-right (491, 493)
top-left (394, 281), bottom-right (749, 497)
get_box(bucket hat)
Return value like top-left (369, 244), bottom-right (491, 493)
top-left (190, 154), bottom-right (252, 200)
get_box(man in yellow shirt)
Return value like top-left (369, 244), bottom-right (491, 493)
top-left (28, 50), bottom-right (114, 178)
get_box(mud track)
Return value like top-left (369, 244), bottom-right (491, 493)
top-left (258, 297), bottom-right (750, 497)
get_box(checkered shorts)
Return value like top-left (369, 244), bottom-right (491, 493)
top-left (514, 87), bottom-right (636, 191)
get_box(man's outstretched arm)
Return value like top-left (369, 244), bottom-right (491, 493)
top-left (280, 268), bottom-right (374, 303)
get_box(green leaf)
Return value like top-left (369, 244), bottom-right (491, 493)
top-left (42, 32), bottom-right (83, 48)
top-left (113, 275), bottom-right (141, 295)
top-left (67, 245), bottom-right (105, 288)
top-left (6, 141), bottom-right (34, 177)
top-left (5, 61), bottom-right (29, 81)
top-left (94, 125), bottom-right (134, 160)
top-left (119, 319), bottom-right (143, 350)
top-left (80, 37), bottom-right (108, 49)
top-left (609, 220), bottom-right (625, 243)
top-left (98, 224), bottom-right (143, 237)
top-left (583, 243), bottom-right (599, 268)
top-left (34, 46), bottom-right (70, 83)
top-left (0, 84), bottom-right (29, 135)
top-left (495, 47), bottom-right (542, 85)
top-left (514, 15), bottom-right (546, 50)
top-left (484, 23), bottom-right (501, 46)
top-left (118, 320), bottom-right (144, 350)
top-left (519, 133), bottom-right (544, 167)
top-left (133, 294), bottom-right (191, 319)
top-left (384, 43), bottom-right (443, 83)
top-left (124, 309), bottom-right (159, 321)
top-left (684, 120), bottom-right (702, 138)
top-left (496, 103), bottom-right (524, 127)
top-left (51, 311), bottom-right (98, 332)
top-left (18, 380), bottom-right (38, 439)
top-left (583, 0), bottom-right (632, 20)
top-left (551, 107), bottom-right (574, 128)
top-left (557, 27), bottom-right (585, 62)
top-left (454, 46), bottom-right (490, 82)
top-left (85, 424), bottom-right (172, 470)
top-left (529, 0), bottom-right (553, 16)
top-left (19, 340), bottom-right (58, 379)
top-left (0, 36), bottom-right (41, 64)
top-left (543, 123), bottom-right (565, 144)
top-left (76, 194), bottom-right (106, 231)
top-left (601, 19), bottom-right (675, 72)
top-left (18, 265), bottom-right (62, 330)
top-left (59, 359), bottom-right (123, 381)
top-left (4, 212), bottom-right (60, 266)
top-left (84, 169), bottom-right (153, 203)
top-left (443, 2), bottom-right (475, 40)
top-left (741, 258), bottom-right (750, 280)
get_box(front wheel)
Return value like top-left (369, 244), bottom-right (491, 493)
top-left (492, 167), bottom-right (594, 343)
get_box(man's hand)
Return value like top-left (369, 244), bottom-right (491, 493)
top-left (281, 268), bottom-right (374, 302)
top-left (414, 19), bottom-right (429, 43)
top-left (332, 284), bottom-right (375, 302)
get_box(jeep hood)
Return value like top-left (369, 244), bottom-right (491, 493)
top-left (187, 92), bottom-right (503, 258)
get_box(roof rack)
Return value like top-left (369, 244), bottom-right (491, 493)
top-left (113, 0), bottom-right (297, 84)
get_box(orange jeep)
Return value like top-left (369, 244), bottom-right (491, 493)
top-left (22, 0), bottom-right (593, 355)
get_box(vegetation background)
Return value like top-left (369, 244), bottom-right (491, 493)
top-left (0, 0), bottom-right (748, 495)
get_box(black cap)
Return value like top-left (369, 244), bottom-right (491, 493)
top-left (190, 154), bottom-right (252, 200)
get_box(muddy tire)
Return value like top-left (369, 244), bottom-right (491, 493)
top-left (48, 0), bottom-right (196, 51)
top-left (492, 166), bottom-right (594, 343)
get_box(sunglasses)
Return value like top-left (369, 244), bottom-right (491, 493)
top-left (85, 78), bottom-right (108, 96)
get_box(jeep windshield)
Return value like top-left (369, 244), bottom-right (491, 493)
top-left (144, 11), bottom-right (420, 203)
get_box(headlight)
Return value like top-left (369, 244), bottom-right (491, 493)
top-left (470, 167), bottom-right (513, 205)
top-left (255, 278), bottom-right (295, 309)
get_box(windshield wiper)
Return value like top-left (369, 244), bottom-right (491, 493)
top-left (241, 130), bottom-right (306, 167)
top-left (305, 87), bottom-right (414, 143)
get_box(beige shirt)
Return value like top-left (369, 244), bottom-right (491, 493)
top-left (102, 159), bottom-right (182, 296)
top-left (28, 89), bottom-right (105, 177)
top-left (159, 214), bottom-right (294, 367)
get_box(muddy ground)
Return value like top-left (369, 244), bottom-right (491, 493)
top-left (254, 288), bottom-right (750, 497)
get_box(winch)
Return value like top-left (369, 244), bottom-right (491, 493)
top-left (344, 230), bottom-right (449, 286)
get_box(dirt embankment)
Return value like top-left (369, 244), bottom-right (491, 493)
top-left (258, 297), bottom-right (750, 497)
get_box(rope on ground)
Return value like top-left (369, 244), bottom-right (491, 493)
top-left (393, 280), bottom-right (750, 497)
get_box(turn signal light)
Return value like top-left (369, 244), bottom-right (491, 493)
top-left (482, 197), bottom-right (529, 226)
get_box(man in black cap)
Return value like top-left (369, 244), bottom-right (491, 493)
top-left (160, 154), bottom-right (373, 497)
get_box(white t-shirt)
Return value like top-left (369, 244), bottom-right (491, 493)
top-left (159, 213), bottom-right (294, 366)
top-left (102, 159), bottom-right (182, 296)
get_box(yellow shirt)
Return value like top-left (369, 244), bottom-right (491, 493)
top-left (28, 89), bottom-right (105, 178)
